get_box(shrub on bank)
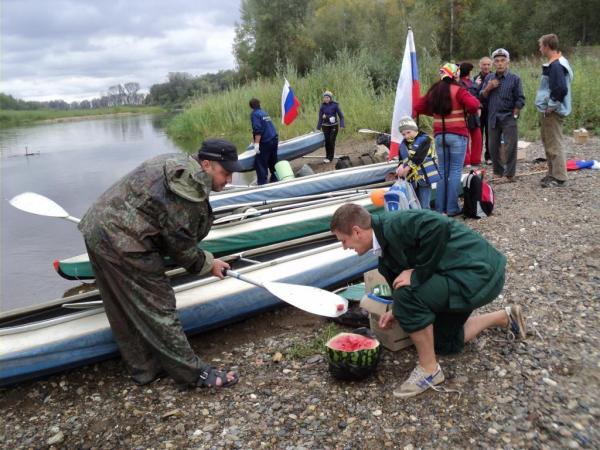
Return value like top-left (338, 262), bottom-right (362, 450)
top-left (168, 52), bottom-right (600, 150)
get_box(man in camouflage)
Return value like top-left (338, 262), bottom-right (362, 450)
top-left (78, 139), bottom-right (242, 388)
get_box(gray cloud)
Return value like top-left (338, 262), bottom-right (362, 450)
top-left (1, 0), bottom-right (241, 101)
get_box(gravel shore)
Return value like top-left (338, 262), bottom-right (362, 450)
top-left (2, 136), bottom-right (599, 449)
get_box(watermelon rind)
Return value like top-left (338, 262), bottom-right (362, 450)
top-left (325, 331), bottom-right (381, 381)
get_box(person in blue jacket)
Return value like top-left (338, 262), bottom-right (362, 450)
top-left (316, 91), bottom-right (345, 163)
top-left (249, 98), bottom-right (279, 185)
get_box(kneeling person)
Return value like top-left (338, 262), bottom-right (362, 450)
top-left (330, 204), bottom-right (526, 398)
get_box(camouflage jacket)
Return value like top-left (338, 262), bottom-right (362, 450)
top-left (78, 153), bottom-right (215, 275)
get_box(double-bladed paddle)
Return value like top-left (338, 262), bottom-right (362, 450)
top-left (9, 192), bottom-right (349, 318)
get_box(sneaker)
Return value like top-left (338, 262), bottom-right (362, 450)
top-left (505, 305), bottom-right (527, 339)
top-left (393, 364), bottom-right (445, 399)
top-left (540, 175), bottom-right (552, 184)
top-left (541, 176), bottom-right (566, 188)
top-left (486, 159), bottom-right (493, 165)
top-left (323, 158), bottom-right (331, 163)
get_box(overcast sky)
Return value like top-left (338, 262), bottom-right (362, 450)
top-left (1, 0), bottom-right (240, 102)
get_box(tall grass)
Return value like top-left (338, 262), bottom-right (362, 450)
top-left (168, 52), bottom-right (600, 151)
top-left (0, 106), bottom-right (163, 129)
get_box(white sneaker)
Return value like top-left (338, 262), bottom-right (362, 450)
top-left (323, 158), bottom-right (331, 163)
top-left (393, 364), bottom-right (445, 399)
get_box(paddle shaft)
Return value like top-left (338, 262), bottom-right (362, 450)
top-left (225, 270), bottom-right (265, 288)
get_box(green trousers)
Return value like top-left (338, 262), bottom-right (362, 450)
top-left (87, 246), bottom-right (207, 386)
top-left (393, 272), bottom-right (505, 354)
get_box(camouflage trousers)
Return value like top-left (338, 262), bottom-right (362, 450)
top-left (86, 245), bottom-right (207, 386)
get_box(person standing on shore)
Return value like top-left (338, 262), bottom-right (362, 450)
top-left (473, 57), bottom-right (493, 165)
top-left (480, 48), bottom-right (525, 182)
top-left (535, 33), bottom-right (574, 188)
top-left (459, 62), bottom-right (483, 168)
top-left (249, 98), bottom-right (279, 185)
top-left (317, 91), bottom-right (345, 163)
top-left (330, 204), bottom-right (526, 399)
top-left (78, 139), bottom-right (242, 388)
top-left (413, 63), bottom-right (480, 216)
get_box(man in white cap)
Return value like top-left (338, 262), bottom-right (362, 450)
top-left (480, 48), bottom-right (525, 182)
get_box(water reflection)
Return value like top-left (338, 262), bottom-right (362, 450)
top-left (1, 114), bottom-right (184, 312)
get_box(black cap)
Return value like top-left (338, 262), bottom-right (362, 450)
top-left (197, 138), bottom-right (243, 173)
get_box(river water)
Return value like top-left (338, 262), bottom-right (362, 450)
top-left (0, 114), bottom-right (186, 313)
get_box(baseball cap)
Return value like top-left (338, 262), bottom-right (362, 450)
top-left (197, 139), bottom-right (243, 173)
top-left (492, 48), bottom-right (510, 60)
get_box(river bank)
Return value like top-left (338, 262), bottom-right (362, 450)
top-left (1, 136), bottom-right (599, 449)
top-left (0, 106), bottom-right (163, 128)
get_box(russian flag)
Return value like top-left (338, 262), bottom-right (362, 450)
top-left (389, 28), bottom-right (420, 160)
top-left (281, 78), bottom-right (300, 125)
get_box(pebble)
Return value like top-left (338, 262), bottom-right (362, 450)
top-left (47, 431), bottom-right (64, 445)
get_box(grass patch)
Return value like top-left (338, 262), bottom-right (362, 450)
top-left (168, 51), bottom-right (599, 151)
top-left (286, 323), bottom-right (343, 360)
top-left (0, 106), bottom-right (164, 128)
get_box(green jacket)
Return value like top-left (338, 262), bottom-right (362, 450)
top-left (79, 153), bottom-right (215, 275)
top-left (373, 210), bottom-right (506, 310)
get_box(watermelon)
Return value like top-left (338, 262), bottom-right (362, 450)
top-left (326, 329), bottom-right (381, 381)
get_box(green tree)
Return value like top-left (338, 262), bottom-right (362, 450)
top-left (233, 0), bottom-right (315, 78)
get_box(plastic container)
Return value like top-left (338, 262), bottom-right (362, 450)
top-left (274, 160), bottom-right (295, 181)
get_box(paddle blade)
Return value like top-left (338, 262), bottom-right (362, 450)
top-left (9, 192), bottom-right (71, 219)
top-left (357, 128), bottom-right (381, 134)
top-left (263, 281), bottom-right (348, 317)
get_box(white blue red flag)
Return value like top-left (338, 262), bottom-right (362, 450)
top-left (389, 28), bottom-right (420, 159)
top-left (281, 79), bottom-right (300, 125)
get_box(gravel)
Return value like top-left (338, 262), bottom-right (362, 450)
top-left (1, 136), bottom-right (599, 449)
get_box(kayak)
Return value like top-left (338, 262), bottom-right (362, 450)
top-left (54, 193), bottom-right (381, 280)
top-left (237, 131), bottom-right (325, 172)
top-left (0, 235), bottom-right (378, 386)
top-left (211, 160), bottom-right (397, 209)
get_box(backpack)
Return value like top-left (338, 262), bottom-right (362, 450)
top-left (462, 170), bottom-right (494, 218)
top-left (335, 155), bottom-right (353, 170)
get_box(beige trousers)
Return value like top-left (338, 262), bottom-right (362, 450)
top-left (540, 112), bottom-right (567, 181)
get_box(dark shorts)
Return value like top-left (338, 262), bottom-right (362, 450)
top-left (392, 273), bottom-right (504, 354)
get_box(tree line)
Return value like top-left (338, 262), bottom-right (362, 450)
top-left (1, 82), bottom-right (144, 111)
top-left (233, 0), bottom-right (599, 82)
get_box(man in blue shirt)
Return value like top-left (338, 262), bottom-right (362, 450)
top-left (535, 34), bottom-right (573, 188)
top-left (249, 98), bottom-right (279, 185)
top-left (480, 49), bottom-right (526, 181)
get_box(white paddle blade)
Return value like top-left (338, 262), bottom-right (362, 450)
top-left (9, 192), bottom-right (70, 219)
top-left (357, 128), bottom-right (381, 134)
top-left (263, 281), bottom-right (348, 317)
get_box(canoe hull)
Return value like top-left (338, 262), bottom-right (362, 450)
top-left (1, 243), bottom-right (377, 386)
top-left (237, 131), bottom-right (325, 172)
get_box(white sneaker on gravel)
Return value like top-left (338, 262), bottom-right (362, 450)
top-left (393, 364), bottom-right (445, 399)
top-left (323, 158), bottom-right (331, 163)
top-left (505, 305), bottom-right (527, 339)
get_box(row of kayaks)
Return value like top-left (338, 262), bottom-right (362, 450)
top-left (2, 137), bottom-right (397, 386)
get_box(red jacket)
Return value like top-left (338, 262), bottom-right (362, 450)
top-left (414, 84), bottom-right (480, 138)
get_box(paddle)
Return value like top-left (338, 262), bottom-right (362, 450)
top-left (9, 192), bottom-right (81, 224)
top-left (225, 269), bottom-right (348, 318)
top-left (358, 128), bottom-right (390, 136)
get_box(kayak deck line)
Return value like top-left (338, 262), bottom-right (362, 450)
top-left (0, 232), bottom-right (338, 326)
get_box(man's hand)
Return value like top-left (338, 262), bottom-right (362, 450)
top-left (485, 79), bottom-right (500, 92)
top-left (211, 259), bottom-right (230, 279)
top-left (474, 75), bottom-right (482, 86)
top-left (393, 269), bottom-right (414, 290)
top-left (378, 310), bottom-right (396, 329)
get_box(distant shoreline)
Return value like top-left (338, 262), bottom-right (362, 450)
top-left (0, 106), bottom-right (164, 128)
